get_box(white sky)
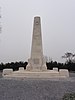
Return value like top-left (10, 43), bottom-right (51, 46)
top-left (0, 0), bottom-right (75, 63)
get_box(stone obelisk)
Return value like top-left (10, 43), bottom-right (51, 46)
top-left (26, 16), bottom-right (47, 71)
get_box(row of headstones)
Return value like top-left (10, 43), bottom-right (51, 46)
top-left (2, 67), bottom-right (69, 77)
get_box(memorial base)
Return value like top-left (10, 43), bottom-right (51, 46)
top-left (3, 69), bottom-right (69, 78)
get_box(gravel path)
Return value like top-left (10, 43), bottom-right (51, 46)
top-left (0, 78), bottom-right (75, 100)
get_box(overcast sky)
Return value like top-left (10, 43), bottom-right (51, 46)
top-left (0, 0), bottom-right (75, 63)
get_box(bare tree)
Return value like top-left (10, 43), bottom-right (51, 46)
top-left (62, 52), bottom-right (75, 63)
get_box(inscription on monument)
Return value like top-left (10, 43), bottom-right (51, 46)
top-left (33, 59), bottom-right (39, 64)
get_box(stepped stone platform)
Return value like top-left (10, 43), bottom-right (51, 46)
top-left (2, 68), bottom-right (69, 78)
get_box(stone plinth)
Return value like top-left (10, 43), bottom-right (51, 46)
top-left (53, 68), bottom-right (58, 71)
top-left (3, 69), bottom-right (13, 76)
top-left (59, 69), bottom-right (69, 77)
top-left (19, 67), bottom-right (24, 71)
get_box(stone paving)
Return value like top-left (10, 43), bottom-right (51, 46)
top-left (0, 77), bottom-right (75, 100)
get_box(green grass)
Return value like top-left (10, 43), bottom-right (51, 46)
top-left (62, 93), bottom-right (75, 100)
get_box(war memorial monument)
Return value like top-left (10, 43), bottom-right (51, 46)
top-left (3, 16), bottom-right (69, 78)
